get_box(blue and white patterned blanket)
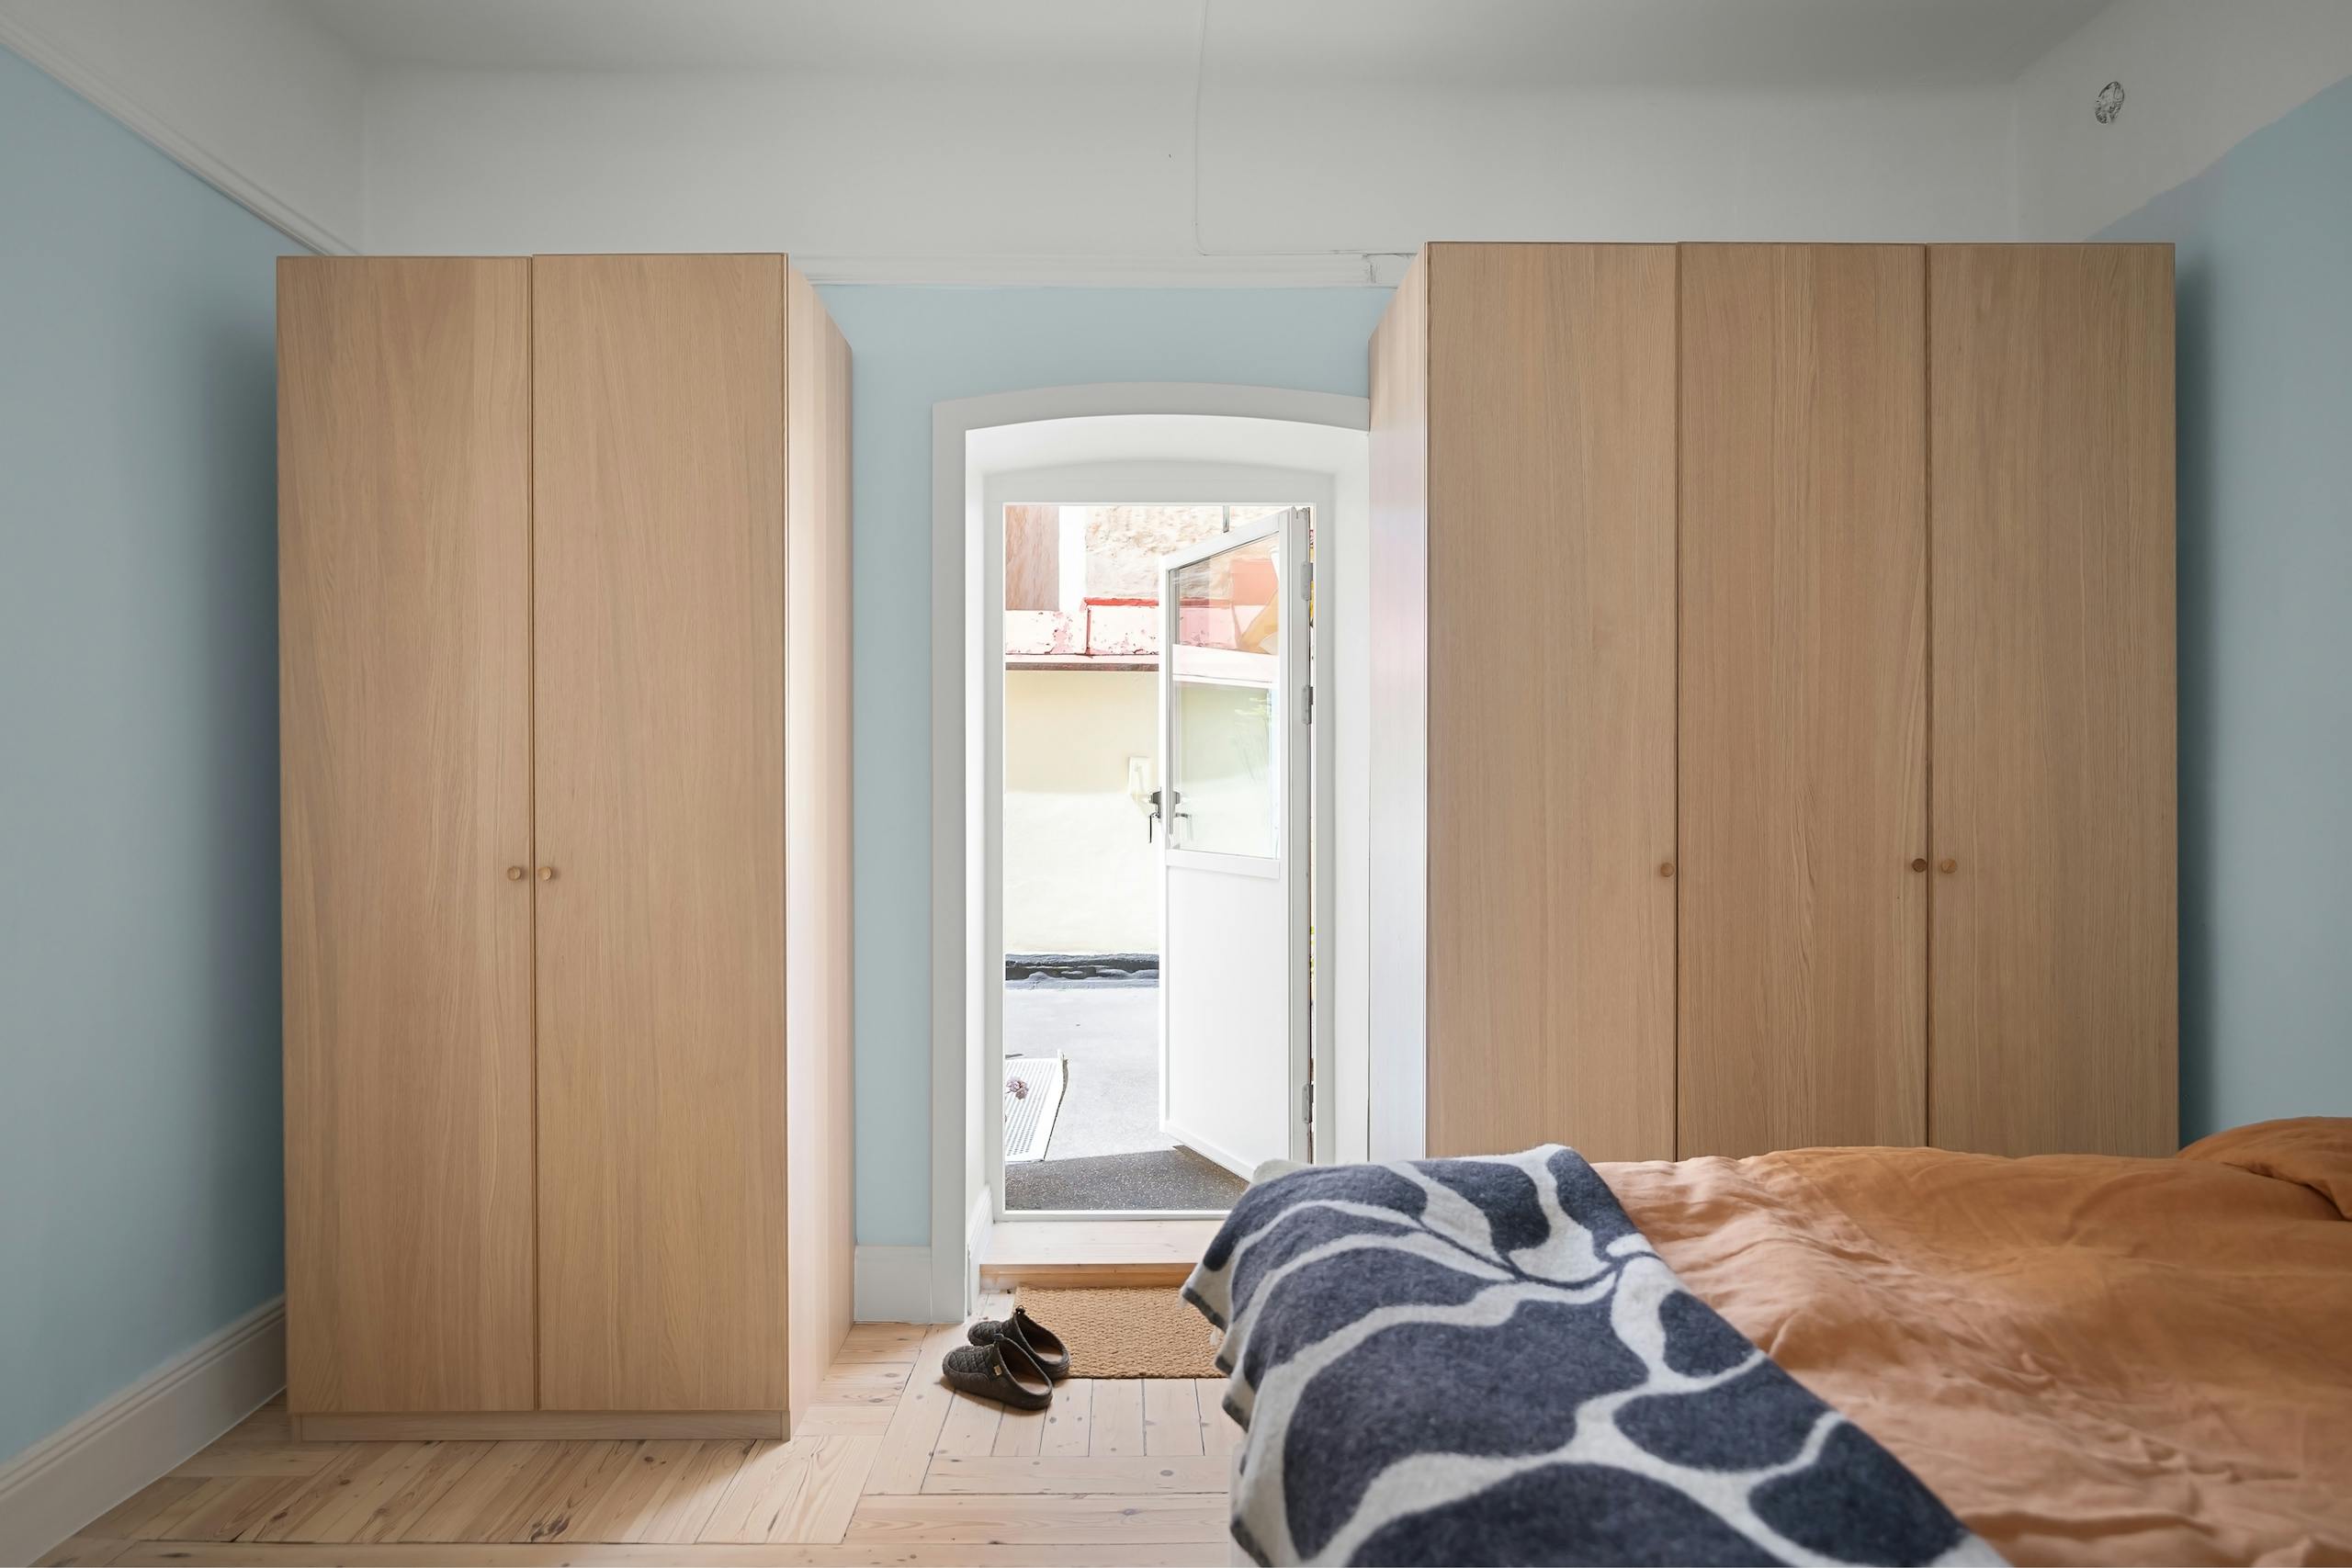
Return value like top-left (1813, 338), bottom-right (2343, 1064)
top-left (1182, 1146), bottom-right (2004, 1567)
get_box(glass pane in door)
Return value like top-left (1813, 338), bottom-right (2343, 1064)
top-left (1169, 534), bottom-right (1281, 858)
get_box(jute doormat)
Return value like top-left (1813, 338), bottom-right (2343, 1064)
top-left (1015, 1286), bottom-right (1226, 1379)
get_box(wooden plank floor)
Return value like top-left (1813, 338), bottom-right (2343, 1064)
top-left (40, 1296), bottom-right (1241, 1567)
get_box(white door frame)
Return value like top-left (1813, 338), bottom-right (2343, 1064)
top-left (928, 386), bottom-right (1368, 1322)
top-left (981, 466), bottom-right (1330, 1223)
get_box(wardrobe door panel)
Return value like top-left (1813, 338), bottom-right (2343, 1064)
top-left (1929, 244), bottom-right (2177, 1156)
top-left (533, 254), bottom-right (789, 1411)
top-left (1424, 243), bottom-right (1679, 1161)
top-left (279, 257), bottom-right (537, 1412)
top-left (1678, 244), bottom-right (1928, 1156)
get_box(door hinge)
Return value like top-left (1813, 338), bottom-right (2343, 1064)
top-left (1302, 684), bottom-right (1314, 723)
top-left (1303, 1082), bottom-right (1314, 1124)
top-left (1300, 560), bottom-right (1315, 604)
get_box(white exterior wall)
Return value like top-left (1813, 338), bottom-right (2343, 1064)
top-left (1003, 670), bottom-right (1159, 954)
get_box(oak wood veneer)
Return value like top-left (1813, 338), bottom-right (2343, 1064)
top-left (531, 254), bottom-right (791, 1415)
top-left (974, 1219), bottom-right (1223, 1292)
top-left (1677, 243), bottom-right (1929, 1156)
top-left (1379, 243), bottom-right (1680, 1163)
top-left (783, 266), bottom-right (857, 1430)
top-left (289, 1411), bottom-right (788, 1442)
top-left (277, 256), bottom-right (537, 1414)
top-left (1369, 241), bottom-right (2175, 1163)
top-left (279, 253), bottom-right (853, 1436)
top-left (1927, 244), bottom-right (2178, 1157)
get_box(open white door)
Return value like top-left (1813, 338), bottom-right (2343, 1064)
top-left (1156, 508), bottom-right (1311, 1179)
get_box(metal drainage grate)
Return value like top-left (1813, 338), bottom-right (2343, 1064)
top-left (1003, 1054), bottom-right (1068, 1162)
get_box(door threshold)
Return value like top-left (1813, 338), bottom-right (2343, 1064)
top-left (1002, 1207), bottom-right (1229, 1222)
top-left (977, 1216), bottom-right (1220, 1291)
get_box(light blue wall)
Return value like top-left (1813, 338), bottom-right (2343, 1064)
top-left (813, 286), bottom-right (1393, 1245)
top-left (8, 28), bottom-right (2343, 1423)
top-left (0, 48), bottom-right (292, 1460)
top-left (2098, 75), bottom-right (2352, 1140)
top-left (0, 31), bottom-right (2335, 1453)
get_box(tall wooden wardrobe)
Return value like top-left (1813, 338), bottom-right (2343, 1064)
top-left (277, 254), bottom-right (853, 1438)
top-left (1368, 242), bottom-right (2177, 1164)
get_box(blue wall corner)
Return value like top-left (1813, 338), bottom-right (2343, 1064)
top-left (0, 45), bottom-right (297, 1461)
top-left (2098, 73), bottom-right (2352, 1140)
top-left (14, 23), bottom-right (2338, 1426)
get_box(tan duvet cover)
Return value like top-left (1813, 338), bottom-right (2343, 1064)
top-left (1600, 1118), bottom-right (2352, 1565)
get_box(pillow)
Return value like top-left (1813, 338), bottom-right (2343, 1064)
top-left (2178, 1117), bottom-right (2352, 1219)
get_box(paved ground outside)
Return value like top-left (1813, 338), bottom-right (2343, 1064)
top-left (1009, 980), bottom-right (1159, 1159)
top-left (1003, 978), bottom-right (1247, 1212)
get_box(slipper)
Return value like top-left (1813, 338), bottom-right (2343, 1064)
top-left (941, 1337), bottom-right (1053, 1410)
top-left (967, 1304), bottom-right (1072, 1382)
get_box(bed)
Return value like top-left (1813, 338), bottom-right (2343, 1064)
top-left (1186, 1118), bottom-right (2352, 1566)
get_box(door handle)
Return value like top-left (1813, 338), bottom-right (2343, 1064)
top-left (1144, 789), bottom-right (1185, 843)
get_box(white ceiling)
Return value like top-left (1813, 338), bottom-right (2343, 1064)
top-left (299, 0), bottom-right (2107, 87)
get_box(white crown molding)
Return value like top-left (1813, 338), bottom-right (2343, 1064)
top-left (794, 252), bottom-right (1410, 288)
top-left (2, 17), bottom-right (1412, 284)
top-left (0, 1295), bottom-right (287, 1564)
top-left (0, 13), bottom-right (356, 254)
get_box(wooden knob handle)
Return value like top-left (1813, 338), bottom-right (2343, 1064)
top-left (1938, 858), bottom-right (1957, 874)
top-left (538, 866), bottom-right (557, 882)
top-left (506, 865), bottom-right (526, 881)
top-left (1909, 858), bottom-right (1928, 873)
top-left (1657, 862), bottom-right (1675, 878)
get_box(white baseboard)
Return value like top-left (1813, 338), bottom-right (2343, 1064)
top-left (0, 1296), bottom-right (287, 1564)
top-left (964, 1185), bottom-right (992, 1319)
top-left (853, 1246), bottom-right (935, 1325)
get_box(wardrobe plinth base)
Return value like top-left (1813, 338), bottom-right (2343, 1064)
top-left (290, 1408), bottom-right (787, 1441)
